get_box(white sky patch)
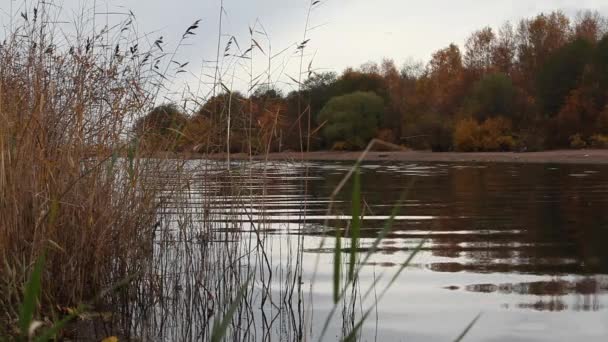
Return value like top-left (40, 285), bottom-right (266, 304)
top-left (1, 0), bottom-right (607, 101)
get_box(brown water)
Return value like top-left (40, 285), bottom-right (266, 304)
top-left (147, 160), bottom-right (608, 341)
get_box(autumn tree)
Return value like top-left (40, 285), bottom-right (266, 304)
top-left (464, 27), bottom-right (496, 76)
top-left (196, 92), bottom-right (247, 152)
top-left (516, 12), bottom-right (571, 90)
top-left (574, 11), bottom-right (607, 43)
top-left (427, 44), bottom-right (466, 116)
top-left (492, 22), bottom-right (517, 75)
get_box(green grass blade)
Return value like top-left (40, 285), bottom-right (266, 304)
top-left (211, 274), bottom-right (253, 342)
top-left (319, 178), bottom-right (417, 342)
top-left (341, 239), bottom-right (426, 342)
top-left (333, 225), bottom-right (342, 304)
top-left (454, 313), bottom-right (482, 342)
top-left (19, 252), bottom-right (46, 337)
top-left (348, 168), bottom-right (361, 282)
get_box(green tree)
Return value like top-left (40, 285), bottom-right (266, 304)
top-left (134, 104), bottom-right (188, 150)
top-left (318, 91), bottom-right (385, 150)
top-left (465, 73), bottom-right (516, 122)
top-left (591, 34), bottom-right (608, 106)
top-left (537, 38), bottom-right (594, 117)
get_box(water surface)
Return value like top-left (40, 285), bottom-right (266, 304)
top-left (152, 160), bottom-right (608, 341)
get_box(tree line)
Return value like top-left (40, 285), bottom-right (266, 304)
top-left (135, 11), bottom-right (608, 153)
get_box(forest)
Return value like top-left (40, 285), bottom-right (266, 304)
top-left (135, 11), bottom-right (608, 153)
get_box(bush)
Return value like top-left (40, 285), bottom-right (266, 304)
top-left (454, 117), bottom-right (481, 152)
top-left (569, 133), bottom-right (587, 149)
top-left (454, 116), bottom-right (515, 151)
top-left (410, 112), bottom-right (454, 151)
top-left (590, 134), bottom-right (608, 148)
top-left (479, 117), bottom-right (514, 151)
top-left (331, 141), bottom-right (351, 151)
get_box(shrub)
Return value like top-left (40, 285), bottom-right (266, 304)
top-left (454, 117), bottom-right (481, 152)
top-left (569, 134), bottom-right (587, 149)
top-left (413, 112), bottom-right (453, 151)
top-left (479, 117), bottom-right (514, 151)
top-left (331, 141), bottom-right (351, 151)
top-left (454, 116), bottom-right (515, 151)
top-left (590, 134), bottom-right (608, 148)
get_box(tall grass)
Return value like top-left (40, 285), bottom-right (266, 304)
top-left (0, 1), bottom-right (187, 336)
top-left (0, 1), bottom-right (472, 341)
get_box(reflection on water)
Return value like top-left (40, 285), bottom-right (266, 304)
top-left (145, 160), bottom-right (608, 341)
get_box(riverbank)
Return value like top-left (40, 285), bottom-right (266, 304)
top-left (179, 149), bottom-right (608, 164)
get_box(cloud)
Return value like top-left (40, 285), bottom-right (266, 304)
top-left (1, 0), bottom-right (607, 97)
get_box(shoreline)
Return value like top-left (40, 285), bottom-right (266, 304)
top-left (171, 149), bottom-right (608, 165)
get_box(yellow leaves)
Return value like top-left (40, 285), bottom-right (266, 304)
top-left (454, 116), bottom-right (514, 151)
top-left (101, 336), bottom-right (118, 342)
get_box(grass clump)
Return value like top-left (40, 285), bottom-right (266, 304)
top-left (0, 2), bottom-right (179, 337)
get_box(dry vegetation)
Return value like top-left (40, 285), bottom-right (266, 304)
top-left (0, 2), bottom-right (190, 336)
top-left (0, 0), bottom-right (320, 339)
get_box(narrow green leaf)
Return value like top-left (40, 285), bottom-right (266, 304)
top-left (349, 168), bottom-right (361, 282)
top-left (454, 313), bottom-right (482, 342)
top-left (319, 178), bottom-right (417, 342)
top-left (333, 226), bottom-right (342, 304)
top-left (211, 274), bottom-right (253, 342)
top-left (19, 252), bottom-right (46, 336)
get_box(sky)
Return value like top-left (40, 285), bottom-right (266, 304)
top-left (2, 0), bottom-right (608, 98)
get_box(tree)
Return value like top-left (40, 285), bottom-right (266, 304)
top-left (465, 73), bottom-right (516, 122)
top-left (318, 91), bottom-right (385, 150)
top-left (591, 34), bottom-right (608, 104)
top-left (333, 69), bottom-right (388, 101)
top-left (492, 22), bottom-right (517, 75)
top-left (537, 38), bottom-right (594, 117)
top-left (516, 12), bottom-right (571, 90)
top-left (380, 58), bottom-right (404, 139)
top-left (574, 11), bottom-right (606, 43)
top-left (134, 104), bottom-right (188, 150)
top-left (196, 92), bottom-right (248, 152)
top-left (464, 27), bottom-right (496, 76)
top-left (301, 71), bottom-right (338, 122)
top-left (427, 44), bottom-right (466, 115)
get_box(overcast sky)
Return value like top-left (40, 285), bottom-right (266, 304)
top-left (2, 0), bottom-right (608, 97)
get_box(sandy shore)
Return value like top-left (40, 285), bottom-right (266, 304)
top-left (192, 149), bottom-right (608, 164)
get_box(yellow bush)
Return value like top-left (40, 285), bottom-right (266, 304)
top-left (454, 118), bottom-right (481, 152)
top-left (331, 141), bottom-right (350, 151)
top-left (590, 134), bottom-right (608, 148)
top-left (454, 116), bottom-right (515, 151)
top-left (479, 117), bottom-right (513, 151)
top-left (569, 134), bottom-right (587, 149)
